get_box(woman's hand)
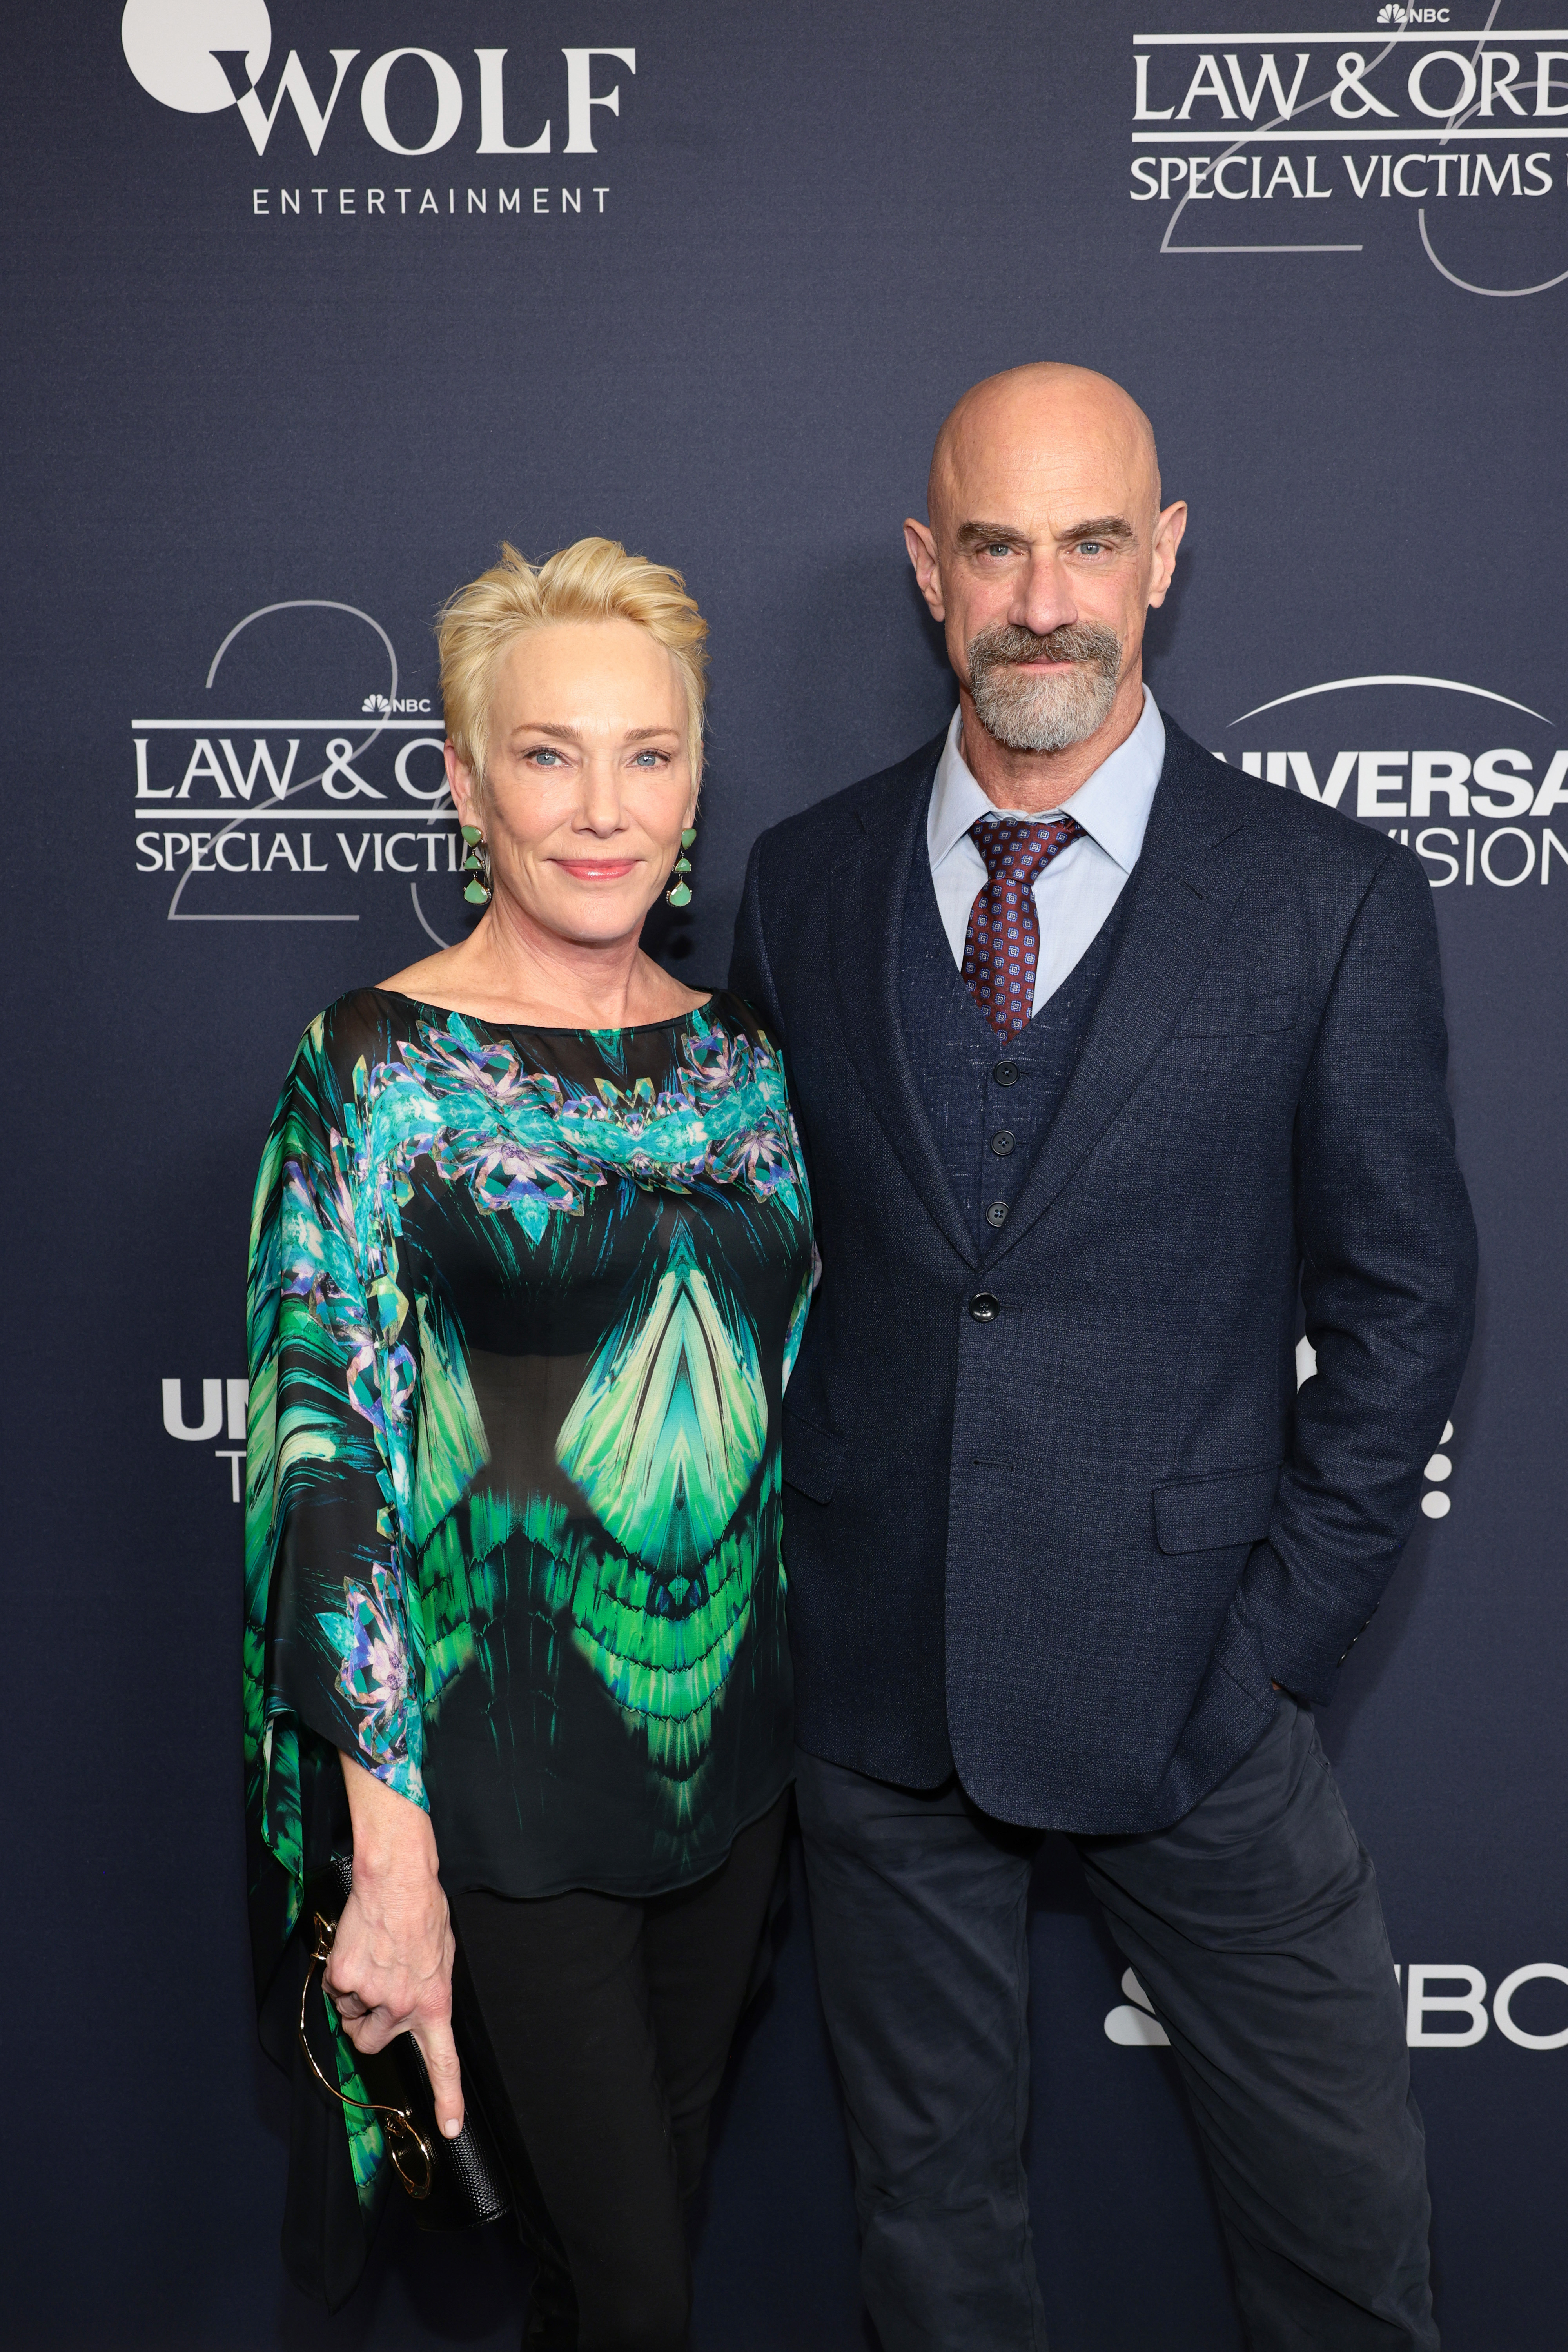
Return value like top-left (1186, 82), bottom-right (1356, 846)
top-left (327, 1753), bottom-right (465, 2139)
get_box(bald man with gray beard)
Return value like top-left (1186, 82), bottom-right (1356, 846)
top-left (731, 365), bottom-right (1475, 2350)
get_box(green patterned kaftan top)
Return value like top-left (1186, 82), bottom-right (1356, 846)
top-left (243, 987), bottom-right (813, 2207)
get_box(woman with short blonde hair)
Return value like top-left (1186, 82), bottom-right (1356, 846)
top-left (245, 539), bottom-right (813, 2347)
top-left (439, 536), bottom-right (710, 800)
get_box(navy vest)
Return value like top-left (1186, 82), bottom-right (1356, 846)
top-left (899, 828), bottom-right (1127, 1252)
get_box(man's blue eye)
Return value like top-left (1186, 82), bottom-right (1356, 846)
top-left (1078, 541), bottom-right (1105, 556)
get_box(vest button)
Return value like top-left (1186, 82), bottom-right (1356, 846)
top-left (990, 1130), bottom-right (1016, 1156)
top-left (969, 1292), bottom-right (1001, 1322)
top-left (985, 1202), bottom-right (1009, 1229)
top-left (992, 1060), bottom-right (1020, 1086)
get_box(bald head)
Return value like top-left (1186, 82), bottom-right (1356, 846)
top-left (905, 361), bottom-right (1185, 807)
top-left (928, 363), bottom-right (1161, 544)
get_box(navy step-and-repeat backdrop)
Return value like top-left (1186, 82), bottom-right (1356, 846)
top-left (4, 5), bottom-right (1564, 2346)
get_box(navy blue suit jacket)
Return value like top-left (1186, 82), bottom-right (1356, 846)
top-left (730, 717), bottom-right (1477, 1833)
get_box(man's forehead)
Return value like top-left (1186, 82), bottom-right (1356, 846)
top-left (933, 382), bottom-right (1159, 528)
top-left (943, 436), bottom-right (1151, 532)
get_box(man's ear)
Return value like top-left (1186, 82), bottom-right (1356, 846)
top-left (904, 518), bottom-right (947, 623)
top-left (1147, 501), bottom-right (1188, 610)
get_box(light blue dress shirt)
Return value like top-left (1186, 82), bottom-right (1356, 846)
top-left (926, 687), bottom-right (1166, 1013)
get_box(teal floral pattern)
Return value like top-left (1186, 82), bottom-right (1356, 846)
top-left (245, 989), bottom-right (813, 2209)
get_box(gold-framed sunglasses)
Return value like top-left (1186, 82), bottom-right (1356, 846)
top-left (296, 1909), bottom-right (434, 2200)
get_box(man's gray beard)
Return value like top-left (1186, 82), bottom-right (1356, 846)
top-left (967, 622), bottom-right (1123, 754)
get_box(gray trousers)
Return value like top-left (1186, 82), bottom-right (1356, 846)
top-left (795, 1698), bottom-right (1436, 2352)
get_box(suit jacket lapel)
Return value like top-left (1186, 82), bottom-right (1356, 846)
top-left (987, 729), bottom-right (1252, 1263)
top-left (830, 738), bottom-right (980, 1269)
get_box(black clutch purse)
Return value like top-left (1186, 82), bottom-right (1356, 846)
top-left (297, 1855), bottom-right (514, 2231)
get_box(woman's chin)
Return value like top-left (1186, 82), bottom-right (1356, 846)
top-left (517, 884), bottom-right (659, 947)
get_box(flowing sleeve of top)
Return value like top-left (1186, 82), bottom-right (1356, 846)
top-left (243, 994), bottom-right (468, 2299)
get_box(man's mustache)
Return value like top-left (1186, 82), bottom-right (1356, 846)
top-left (967, 622), bottom-right (1121, 678)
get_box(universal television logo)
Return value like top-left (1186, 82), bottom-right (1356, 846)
top-left (163, 1374), bottom-right (249, 1500)
top-left (1220, 671), bottom-right (1568, 893)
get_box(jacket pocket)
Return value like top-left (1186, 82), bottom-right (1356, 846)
top-left (1175, 987), bottom-right (1299, 1037)
top-left (1153, 1462), bottom-right (1281, 1555)
top-left (781, 1407), bottom-right (846, 1505)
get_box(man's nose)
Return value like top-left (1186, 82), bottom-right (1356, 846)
top-left (1009, 552), bottom-right (1078, 638)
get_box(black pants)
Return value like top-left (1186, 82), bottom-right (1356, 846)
top-left (450, 1790), bottom-right (790, 2352)
top-left (796, 1699), bottom-right (1436, 2352)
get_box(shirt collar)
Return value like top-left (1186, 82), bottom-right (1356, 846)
top-left (927, 685), bottom-right (1166, 876)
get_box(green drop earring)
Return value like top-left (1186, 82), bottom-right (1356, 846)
top-left (461, 823), bottom-right (492, 906)
top-left (666, 824), bottom-right (697, 909)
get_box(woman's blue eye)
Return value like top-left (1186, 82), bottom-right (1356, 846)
top-left (631, 750), bottom-right (664, 768)
top-left (528, 747), bottom-right (563, 766)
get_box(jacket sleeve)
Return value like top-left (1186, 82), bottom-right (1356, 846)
top-left (1239, 846), bottom-right (1478, 1701)
top-left (729, 834), bottom-right (787, 1044)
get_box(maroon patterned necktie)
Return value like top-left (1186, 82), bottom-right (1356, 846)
top-left (962, 814), bottom-right (1084, 1040)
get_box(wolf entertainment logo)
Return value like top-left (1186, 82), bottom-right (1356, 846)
top-left (120, 1), bottom-right (637, 161)
top-left (121, 0), bottom-right (273, 116)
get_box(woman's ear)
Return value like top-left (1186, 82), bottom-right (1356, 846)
top-left (446, 742), bottom-right (481, 828)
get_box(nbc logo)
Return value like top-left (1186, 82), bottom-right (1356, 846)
top-left (1107, 1962), bottom-right (1568, 2050)
top-left (1298, 1339), bottom-right (1456, 1522)
top-left (1105, 1969), bottom-right (1169, 2046)
top-left (1420, 1422), bottom-right (1454, 1521)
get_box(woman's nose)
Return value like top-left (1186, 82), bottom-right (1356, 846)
top-left (575, 762), bottom-right (626, 832)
